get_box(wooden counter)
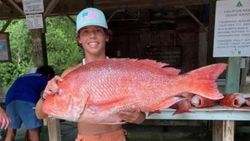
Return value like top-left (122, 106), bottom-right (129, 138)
top-left (147, 106), bottom-right (250, 121)
top-left (146, 106), bottom-right (250, 141)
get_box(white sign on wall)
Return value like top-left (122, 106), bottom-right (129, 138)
top-left (213, 0), bottom-right (250, 57)
top-left (26, 14), bottom-right (44, 29)
top-left (22, 0), bottom-right (44, 14)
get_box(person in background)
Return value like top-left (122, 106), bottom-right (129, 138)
top-left (35, 7), bottom-right (145, 141)
top-left (4, 66), bottom-right (55, 141)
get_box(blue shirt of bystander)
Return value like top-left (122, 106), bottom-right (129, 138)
top-left (5, 73), bottom-right (48, 105)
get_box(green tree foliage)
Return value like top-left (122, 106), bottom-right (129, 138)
top-left (0, 20), bottom-right (32, 87)
top-left (0, 16), bottom-right (82, 87)
top-left (46, 16), bottom-right (82, 74)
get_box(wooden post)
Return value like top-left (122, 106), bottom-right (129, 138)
top-left (209, 0), bottom-right (241, 140)
top-left (240, 58), bottom-right (248, 86)
top-left (208, 1), bottom-right (222, 139)
top-left (225, 58), bottom-right (241, 92)
top-left (47, 118), bottom-right (61, 141)
top-left (207, 0), bottom-right (216, 64)
top-left (213, 57), bottom-right (241, 141)
top-left (198, 30), bottom-right (208, 67)
top-left (29, 29), bottom-right (48, 66)
top-left (212, 120), bottom-right (235, 141)
top-left (29, 24), bottom-right (62, 141)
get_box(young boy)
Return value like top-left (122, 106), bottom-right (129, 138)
top-left (35, 7), bottom-right (145, 141)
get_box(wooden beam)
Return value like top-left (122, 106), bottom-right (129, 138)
top-left (0, 0), bottom-right (210, 20)
top-left (0, 19), bottom-right (12, 32)
top-left (181, 6), bottom-right (208, 32)
top-left (107, 9), bottom-right (125, 22)
top-left (95, 0), bottom-right (209, 10)
top-left (0, 0), bottom-right (22, 19)
top-left (8, 0), bottom-right (24, 15)
top-left (44, 0), bottom-right (60, 17)
top-left (86, 0), bottom-right (94, 7)
top-left (67, 16), bottom-right (76, 25)
top-left (14, 0), bottom-right (22, 2)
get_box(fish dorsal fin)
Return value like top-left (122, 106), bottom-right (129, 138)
top-left (162, 67), bottom-right (181, 75)
top-left (135, 59), bottom-right (169, 68)
top-left (134, 59), bottom-right (181, 75)
top-left (111, 58), bottom-right (168, 68)
top-left (84, 58), bottom-right (181, 76)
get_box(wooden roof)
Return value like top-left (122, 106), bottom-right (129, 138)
top-left (0, 0), bottom-right (209, 20)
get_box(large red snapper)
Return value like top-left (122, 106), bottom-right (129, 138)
top-left (42, 59), bottom-right (226, 123)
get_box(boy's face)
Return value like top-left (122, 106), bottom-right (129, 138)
top-left (78, 26), bottom-right (109, 57)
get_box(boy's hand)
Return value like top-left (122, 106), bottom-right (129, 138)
top-left (43, 75), bottom-right (63, 99)
top-left (118, 110), bottom-right (145, 124)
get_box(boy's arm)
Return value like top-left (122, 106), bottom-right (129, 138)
top-left (35, 97), bottom-right (48, 119)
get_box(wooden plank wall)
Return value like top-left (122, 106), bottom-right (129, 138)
top-left (108, 23), bottom-right (199, 71)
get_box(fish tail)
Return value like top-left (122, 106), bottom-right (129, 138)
top-left (183, 63), bottom-right (227, 100)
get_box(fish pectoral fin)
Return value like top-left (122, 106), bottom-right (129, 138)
top-left (152, 97), bottom-right (185, 111)
top-left (79, 92), bottom-right (90, 116)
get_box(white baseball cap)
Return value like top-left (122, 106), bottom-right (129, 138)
top-left (76, 8), bottom-right (108, 33)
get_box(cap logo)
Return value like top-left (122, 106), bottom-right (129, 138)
top-left (82, 11), bottom-right (98, 21)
